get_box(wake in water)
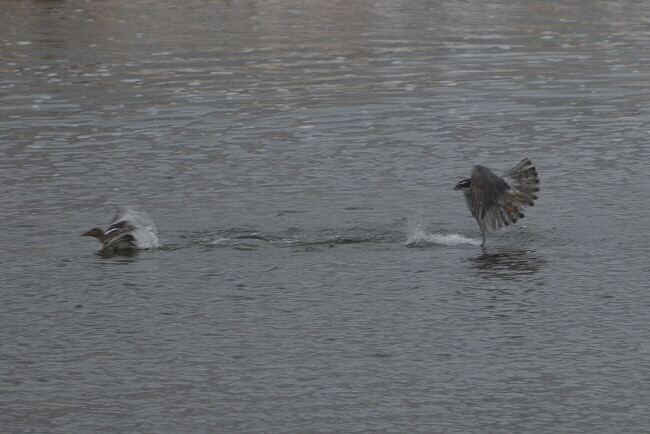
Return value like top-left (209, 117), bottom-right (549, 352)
top-left (204, 229), bottom-right (269, 251)
top-left (172, 224), bottom-right (482, 251)
top-left (194, 226), bottom-right (399, 251)
top-left (405, 225), bottom-right (482, 247)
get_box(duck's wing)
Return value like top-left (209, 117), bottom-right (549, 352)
top-left (106, 219), bottom-right (132, 231)
top-left (104, 220), bottom-right (135, 239)
top-left (103, 232), bottom-right (138, 253)
top-left (107, 206), bottom-right (160, 249)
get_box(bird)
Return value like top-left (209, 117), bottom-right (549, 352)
top-left (81, 220), bottom-right (139, 255)
top-left (454, 158), bottom-right (540, 245)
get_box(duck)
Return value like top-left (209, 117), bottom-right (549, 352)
top-left (81, 220), bottom-right (139, 255)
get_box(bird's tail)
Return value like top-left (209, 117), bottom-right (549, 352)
top-left (495, 159), bottom-right (540, 227)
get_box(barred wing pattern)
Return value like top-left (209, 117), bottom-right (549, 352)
top-left (466, 158), bottom-right (540, 237)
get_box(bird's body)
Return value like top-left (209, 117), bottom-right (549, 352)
top-left (82, 207), bottom-right (159, 256)
top-left (82, 220), bottom-right (138, 255)
top-left (454, 158), bottom-right (539, 245)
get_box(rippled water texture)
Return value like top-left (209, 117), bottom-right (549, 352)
top-left (2, 1), bottom-right (650, 431)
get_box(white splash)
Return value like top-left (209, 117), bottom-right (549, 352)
top-left (406, 226), bottom-right (482, 247)
top-left (111, 206), bottom-right (160, 249)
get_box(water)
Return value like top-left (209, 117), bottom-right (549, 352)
top-left (2, 0), bottom-right (650, 431)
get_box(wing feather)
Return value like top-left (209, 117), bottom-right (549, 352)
top-left (467, 165), bottom-right (510, 231)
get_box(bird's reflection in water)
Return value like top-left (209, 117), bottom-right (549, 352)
top-left (98, 248), bottom-right (138, 259)
top-left (470, 248), bottom-right (545, 280)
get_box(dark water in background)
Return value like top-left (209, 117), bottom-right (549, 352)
top-left (2, 0), bottom-right (650, 431)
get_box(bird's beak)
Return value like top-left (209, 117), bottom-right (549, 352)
top-left (81, 230), bottom-right (92, 237)
top-left (453, 183), bottom-right (461, 191)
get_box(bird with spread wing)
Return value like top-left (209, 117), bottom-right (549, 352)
top-left (454, 158), bottom-right (540, 245)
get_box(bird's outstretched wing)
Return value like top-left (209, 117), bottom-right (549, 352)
top-left (468, 159), bottom-right (540, 234)
top-left (501, 158), bottom-right (540, 206)
top-left (497, 158), bottom-right (540, 228)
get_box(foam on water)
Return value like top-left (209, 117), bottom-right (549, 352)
top-left (406, 226), bottom-right (482, 247)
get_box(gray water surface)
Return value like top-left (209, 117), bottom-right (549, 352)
top-left (2, 1), bottom-right (650, 432)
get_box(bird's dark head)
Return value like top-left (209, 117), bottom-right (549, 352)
top-left (81, 228), bottom-right (105, 240)
top-left (454, 179), bottom-right (471, 191)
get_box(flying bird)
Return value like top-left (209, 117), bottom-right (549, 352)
top-left (454, 158), bottom-right (540, 245)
